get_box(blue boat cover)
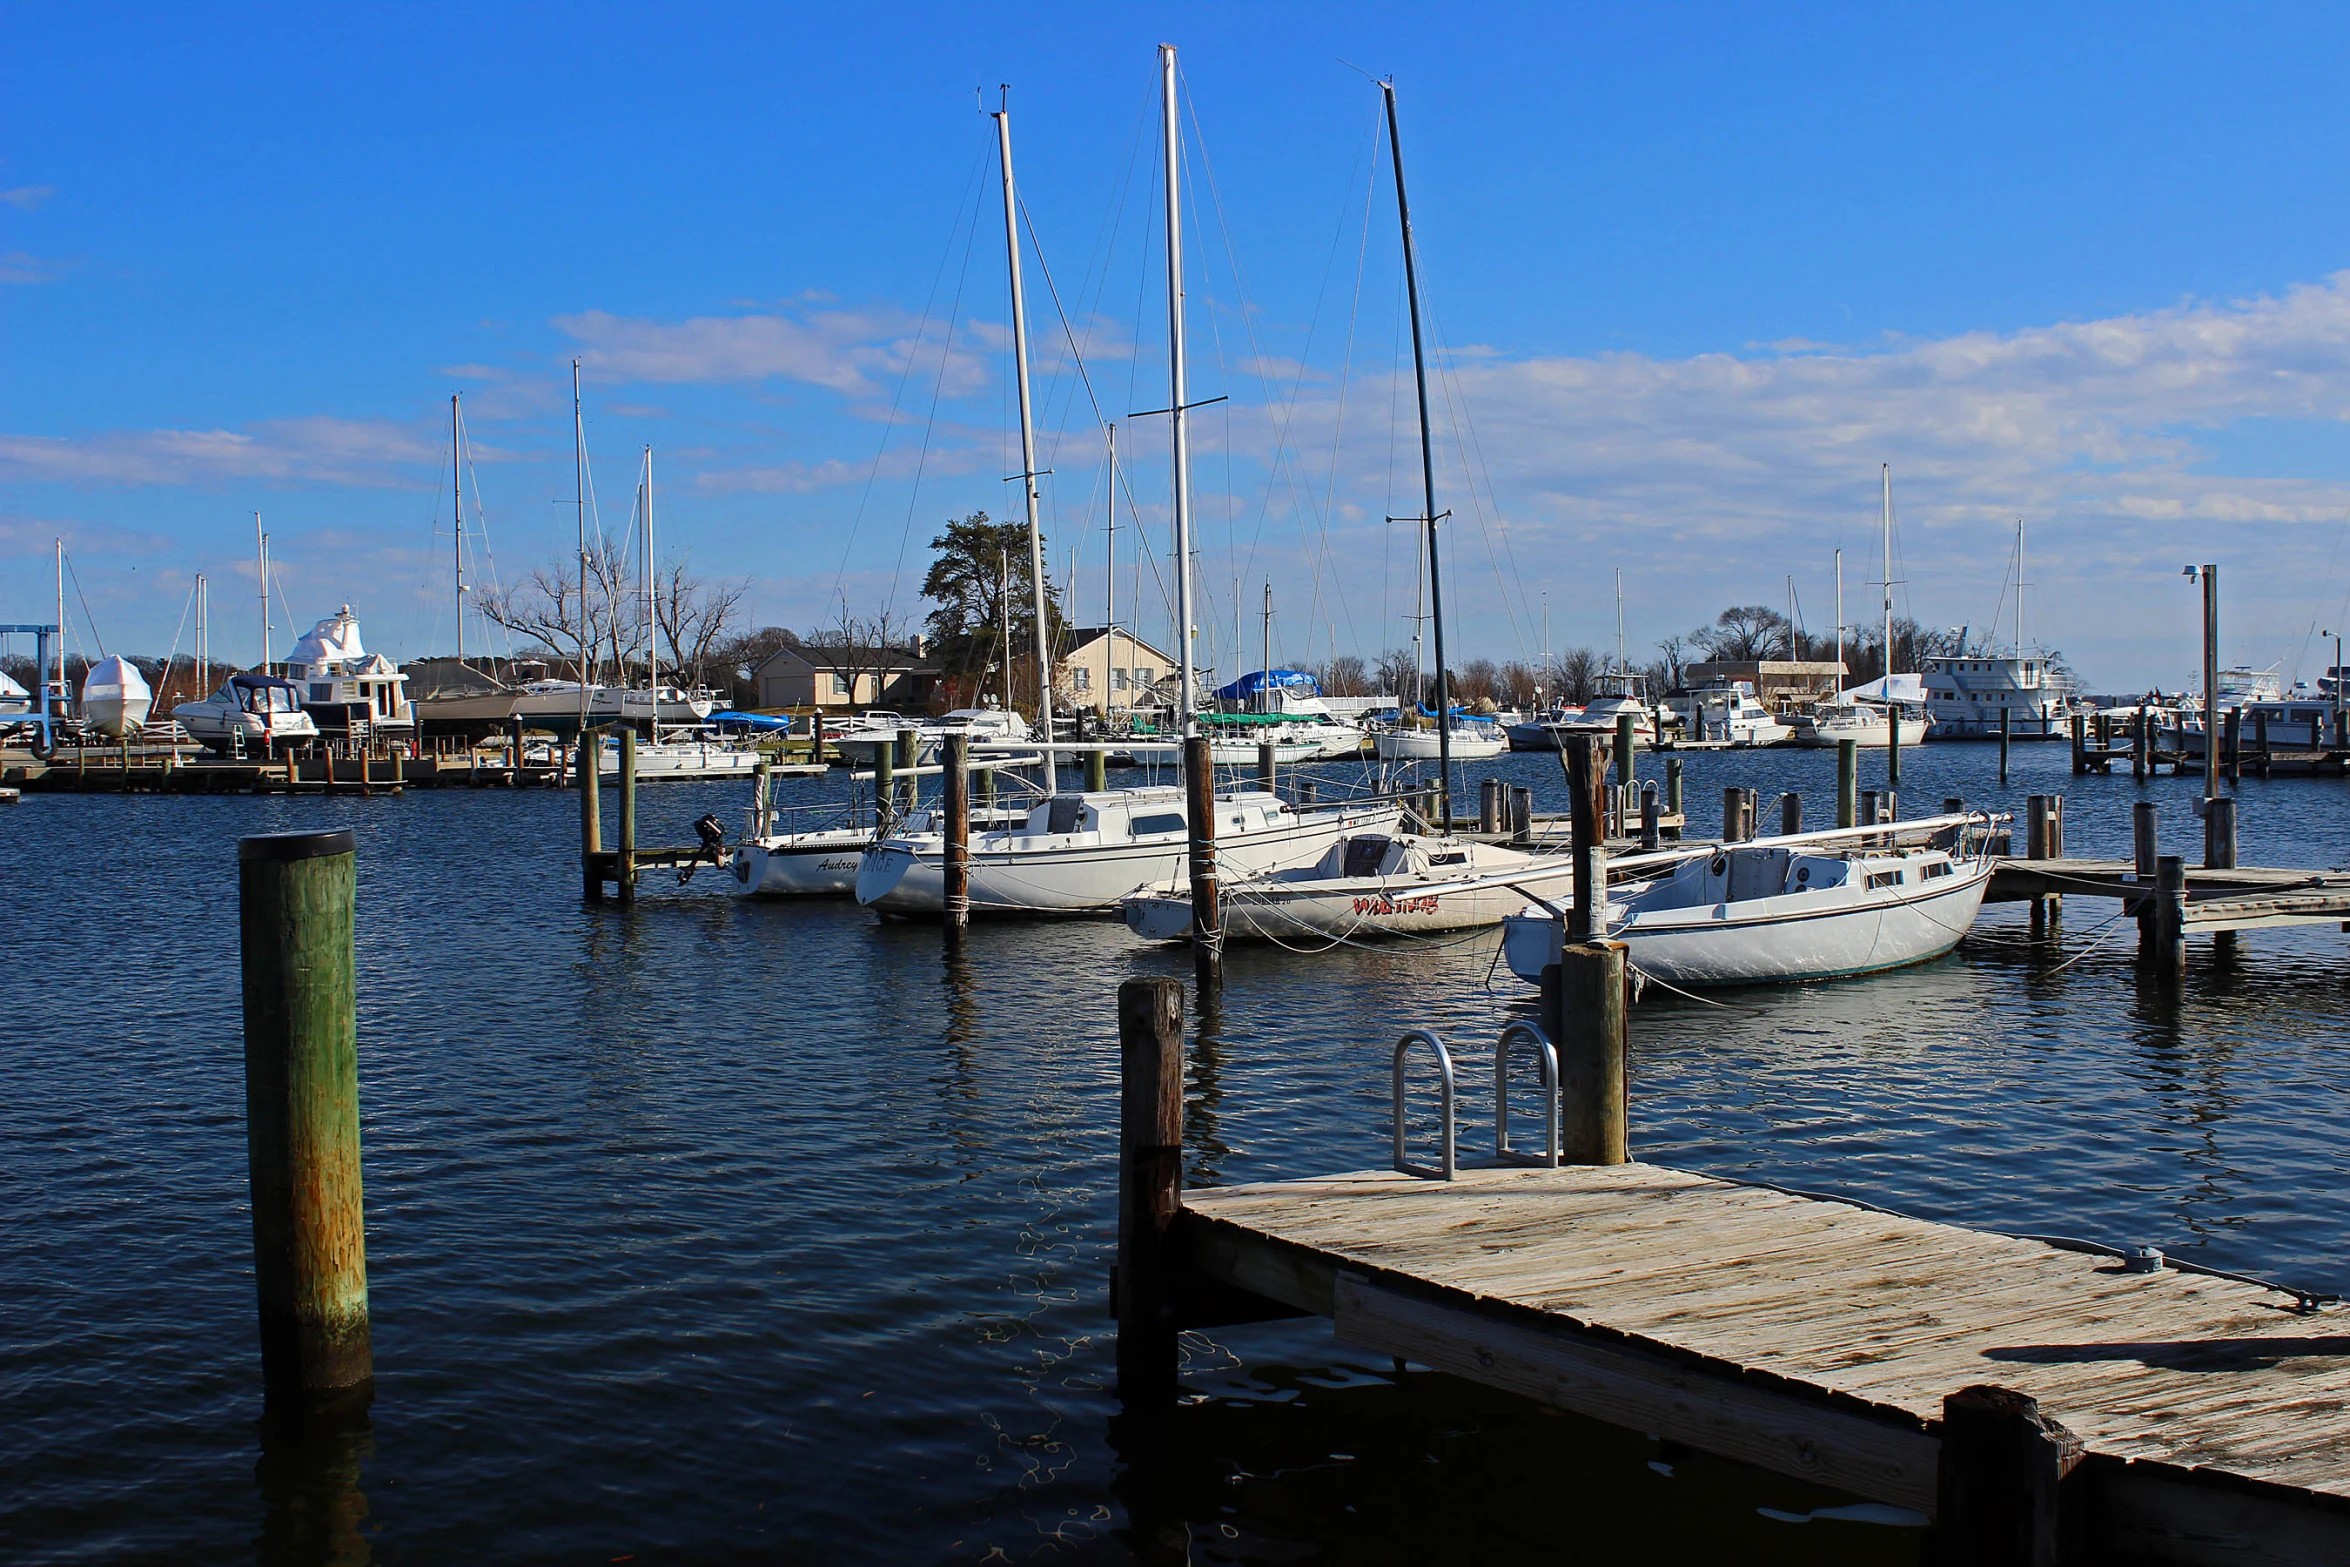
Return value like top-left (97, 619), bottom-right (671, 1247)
top-left (706, 709), bottom-right (794, 732)
top-left (1213, 669), bottom-right (1321, 701)
top-left (1417, 703), bottom-right (1499, 723)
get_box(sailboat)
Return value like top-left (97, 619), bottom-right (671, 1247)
top-left (1792, 465), bottom-right (1929, 748)
top-left (855, 54), bottom-right (1396, 918)
top-left (409, 394), bottom-right (526, 736)
top-left (173, 521), bottom-right (320, 753)
top-left (595, 447), bottom-right (757, 780)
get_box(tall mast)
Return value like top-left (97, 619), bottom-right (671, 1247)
top-left (53, 538), bottom-right (64, 704)
top-left (993, 95), bottom-right (1055, 734)
top-left (1383, 78), bottom-right (1451, 828)
top-left (452, 393), bottom-right (466, 667)
top-left (1615, 567), bottom-right (1625, 674)
top-left (1260, 581), bottom-right (1272, 712)
top-left (1834, 548), bottom-right (1844, 690)
top-left (195, 573), bottom-right (208, 696)
top-left (2016, 516), bottom-right (2026, 655)
top-left (1161, 43), bottom-right (1197, 734)
top-left (255, 513), bottom-right (269, 672)
top-left (1881, 464), bottom-right (1894, 687)
top-left (573, 359), bottom-right (590, 729)
top-left (1105, 423), bottom-right (1118, 641)
top-left (643, 446), bottom-right (658, 735)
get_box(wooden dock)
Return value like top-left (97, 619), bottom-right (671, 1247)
top-left (1114, 977), bottom-right (2350, 1561)
top-left (1174, 1163), bottom-right (2350, 1559)
top-left (1991, 857), bottom-right (2350, 932)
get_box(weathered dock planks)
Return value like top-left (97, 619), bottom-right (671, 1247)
top-left (1169, 1162), bottom-right (2350, 1560)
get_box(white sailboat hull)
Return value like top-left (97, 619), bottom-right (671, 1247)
top-left (731, 829), bottom-right (871, 897)
top-left (1502, 858), bottom-right (1992, 988)
top-left (1124, 854), bottom-right (1579, 942)
top-left (1791, 712), bottom-right (1931, 748)
top-left (858, 801), bottom-right (1401, 917)
top-left (601, 738), bottom-right (765, 780)
top-left (1371, 728), bottom-right (1509, 761)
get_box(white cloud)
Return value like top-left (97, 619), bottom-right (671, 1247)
top-left (0, 416), bottom-right (441, 488)
top-left (0, 250), bottom-right (63, 285)
top-left (1, 185), bottom-right (54, 211)
top-left (554, 305), bottom-right (991, 401)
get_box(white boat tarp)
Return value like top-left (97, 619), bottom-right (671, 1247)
top-left (1835, 673), bottom-right (1928, 706)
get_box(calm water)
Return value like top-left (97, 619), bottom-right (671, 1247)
top-left (5, 741), bottom-right (2349, 1564)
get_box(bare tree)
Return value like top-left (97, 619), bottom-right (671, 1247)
top-left (1654, 632), bottom-right (1693, 691)
top-left (651, 553), bottom-right (749, 692)
top-left (803, 601), bottom-right (916, 711)
top-left (1497, 660), bottom-right (1540, 708)
top-left (1546, 646), bottom-right (1602, 704)
top-left (1314, 654), bottom-right (1369, 698)
top-left (1373, 647), bottom-right (1422, 707)
top-left (1694, 605), bottom-right (1792, 662)
top-left (1453, 657), bottom-right (1500, 706)
top-left (478, 540), bottom-right (636, 681)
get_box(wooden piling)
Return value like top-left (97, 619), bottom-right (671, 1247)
top-left (1836, 739), bottom-right (1859, 829)
top-left (874, 737), bottom-right (896, 832)
top-left (1184, 735), bottom-right (1221, 988)
top-left (1510, 785), bottom-right (1532, 846)
top-left (617, 728), bottom-right (637, 906)
top-left (238, 828), bottom-right (372, 1410)
top-left (1564, 735), bottom-right (1605, 942)
top-left (1640, 781), bottom-right (1660, 851)
top-left (578, 729), bottom-right (603, 902)
top-left (1614, 711), bottom-right (1637, 790)
top-left (1544, 941), bottom-right (1628, 1166)
top-left (751, 760), bottom-right (772, 839)
top-left (1086, 746), bottom-right (1108, 793)
top-left (1299, 778), bottom-right (1317, 806)
top-left (1780, 791), bottom-right (1802, 837)
top-left (1479, 778), bottom-right (1500, 834)
top-left (895, 728), bottom-right (919, 814)
top-left (2225, 707), bottom-right (2242, 784)
top-left (2255, 706), bottom-right (2272, 779)
top-left (1887, 703), bottom-right (1903, 789)
top-left (807, 711), bottom-right (825, 766)
top-left (2150, 854), bottom-right (2187, 980)
top-left (1115, 976), bottom-right (1185, 1403)
top-left (2070, 712), bottom-right (2087, 775)
top-left (1999, 704), bottom-right (2012, 786)
top-left (2027, 795), bottom-right (2053, 936)
top-left (1722, 785), bottom-right (1745, 844)
top-left (1664, 756), bottom-right (1683, 823)
top-left (941, 734), bottom-right (971, 943)
top-left (2133, 705), bottom-right (2149, 781)
top-left (1934, 1384), bottom-right (2084, 1567)
top-left (2207, 794), bottom-right (2238, 959)
top-left (508, 715), bottom-right (524, 786)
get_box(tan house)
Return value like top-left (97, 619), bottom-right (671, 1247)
top-left (753, 643), bottom-right (939, 712)
top-left (1054, 626), bottom-right (1181, 717)
top-left (1681, 658), bottom-right (1846, 715)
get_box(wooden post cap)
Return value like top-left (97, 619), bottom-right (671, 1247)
top-left (240, 829), bottom-right (356, 863)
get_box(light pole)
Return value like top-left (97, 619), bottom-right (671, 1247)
top-left (2183, 563), bottom-right (2219, 804)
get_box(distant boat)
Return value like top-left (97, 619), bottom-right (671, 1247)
top-left (1501, 823), bottom-right (1993, 989)
top-left (1121, 831), bottom-right (1578, 943)
top-left (173, 673), bottom-right (320, 754)
top-left (282, 606), bottom-right (414, 737)
top-left (78, 655), bottom-right (153, 737)
top-left (1370, 716), bottom-right (1509, 761)
top-left (1791, 699), bottom-right (1930, 749)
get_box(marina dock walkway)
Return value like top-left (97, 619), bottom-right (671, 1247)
top-left (1161, 1160), bottom-right (2350, 1559)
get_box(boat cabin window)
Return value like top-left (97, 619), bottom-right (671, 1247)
top-left (1923, 861), bottom-right (1953, 879)
top-left (1867, 869), bottom-right (1902, 890)
top-left (1429, 851), bottom-right (1467, 867)
top-left (1131, 812), bottom-right (1185, 836)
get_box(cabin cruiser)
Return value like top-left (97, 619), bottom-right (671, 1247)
top-left (173, 674), bottom-right (321, 754)
top-left (282, 606), bottom-right (413, 737)
top-left (1922, 651), bottom-right (2070, 740)
top-left (78, 656), bottom-right (153, 736)
top-left (855, 786), bottom-right (1401, 917)
top-left (1791, 701), bottom-right (1930, 748)
top-left (1121, 831), bottom-right (1578, 943)
top-left (1666, 680), bottom-right (1789, 746)
top-left (1500, 819), bottom-right (1994, 988)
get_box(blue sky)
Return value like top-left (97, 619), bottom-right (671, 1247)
top-left (10, 3), bottom-right (2350, 689)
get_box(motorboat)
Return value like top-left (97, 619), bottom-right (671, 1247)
top-left (1121, 832), bottom-right (1578, 943)
top-left (1922, 651), bottom-right (2070, 740)
top-left (78, 655), bottom-right (153, 736)
top-left (1667, 680), bottom-right (1789, 746)
top-left (600, 726), bottom-right (767, 781)
top-left (282, 606), bottom-right (413, 737)
top-left (1370, 715), bottom-right (1510, 761)
top-left (855, 786), bottom-right (1402, 917)
top-left (1500, 818), bottom-right (1994, 989)
top-left (833, 707), bottom-right (1031, 766)
top-left (173, 673), bottom-right (321, 754)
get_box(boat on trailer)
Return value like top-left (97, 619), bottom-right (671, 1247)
top-left (1501, 814), bottom-right (1996, 989)
top-left (1121, 831), bottom-right (1578, 943)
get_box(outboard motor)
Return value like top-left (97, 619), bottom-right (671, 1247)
top-left (679, 812), bottom-right (729, 884)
